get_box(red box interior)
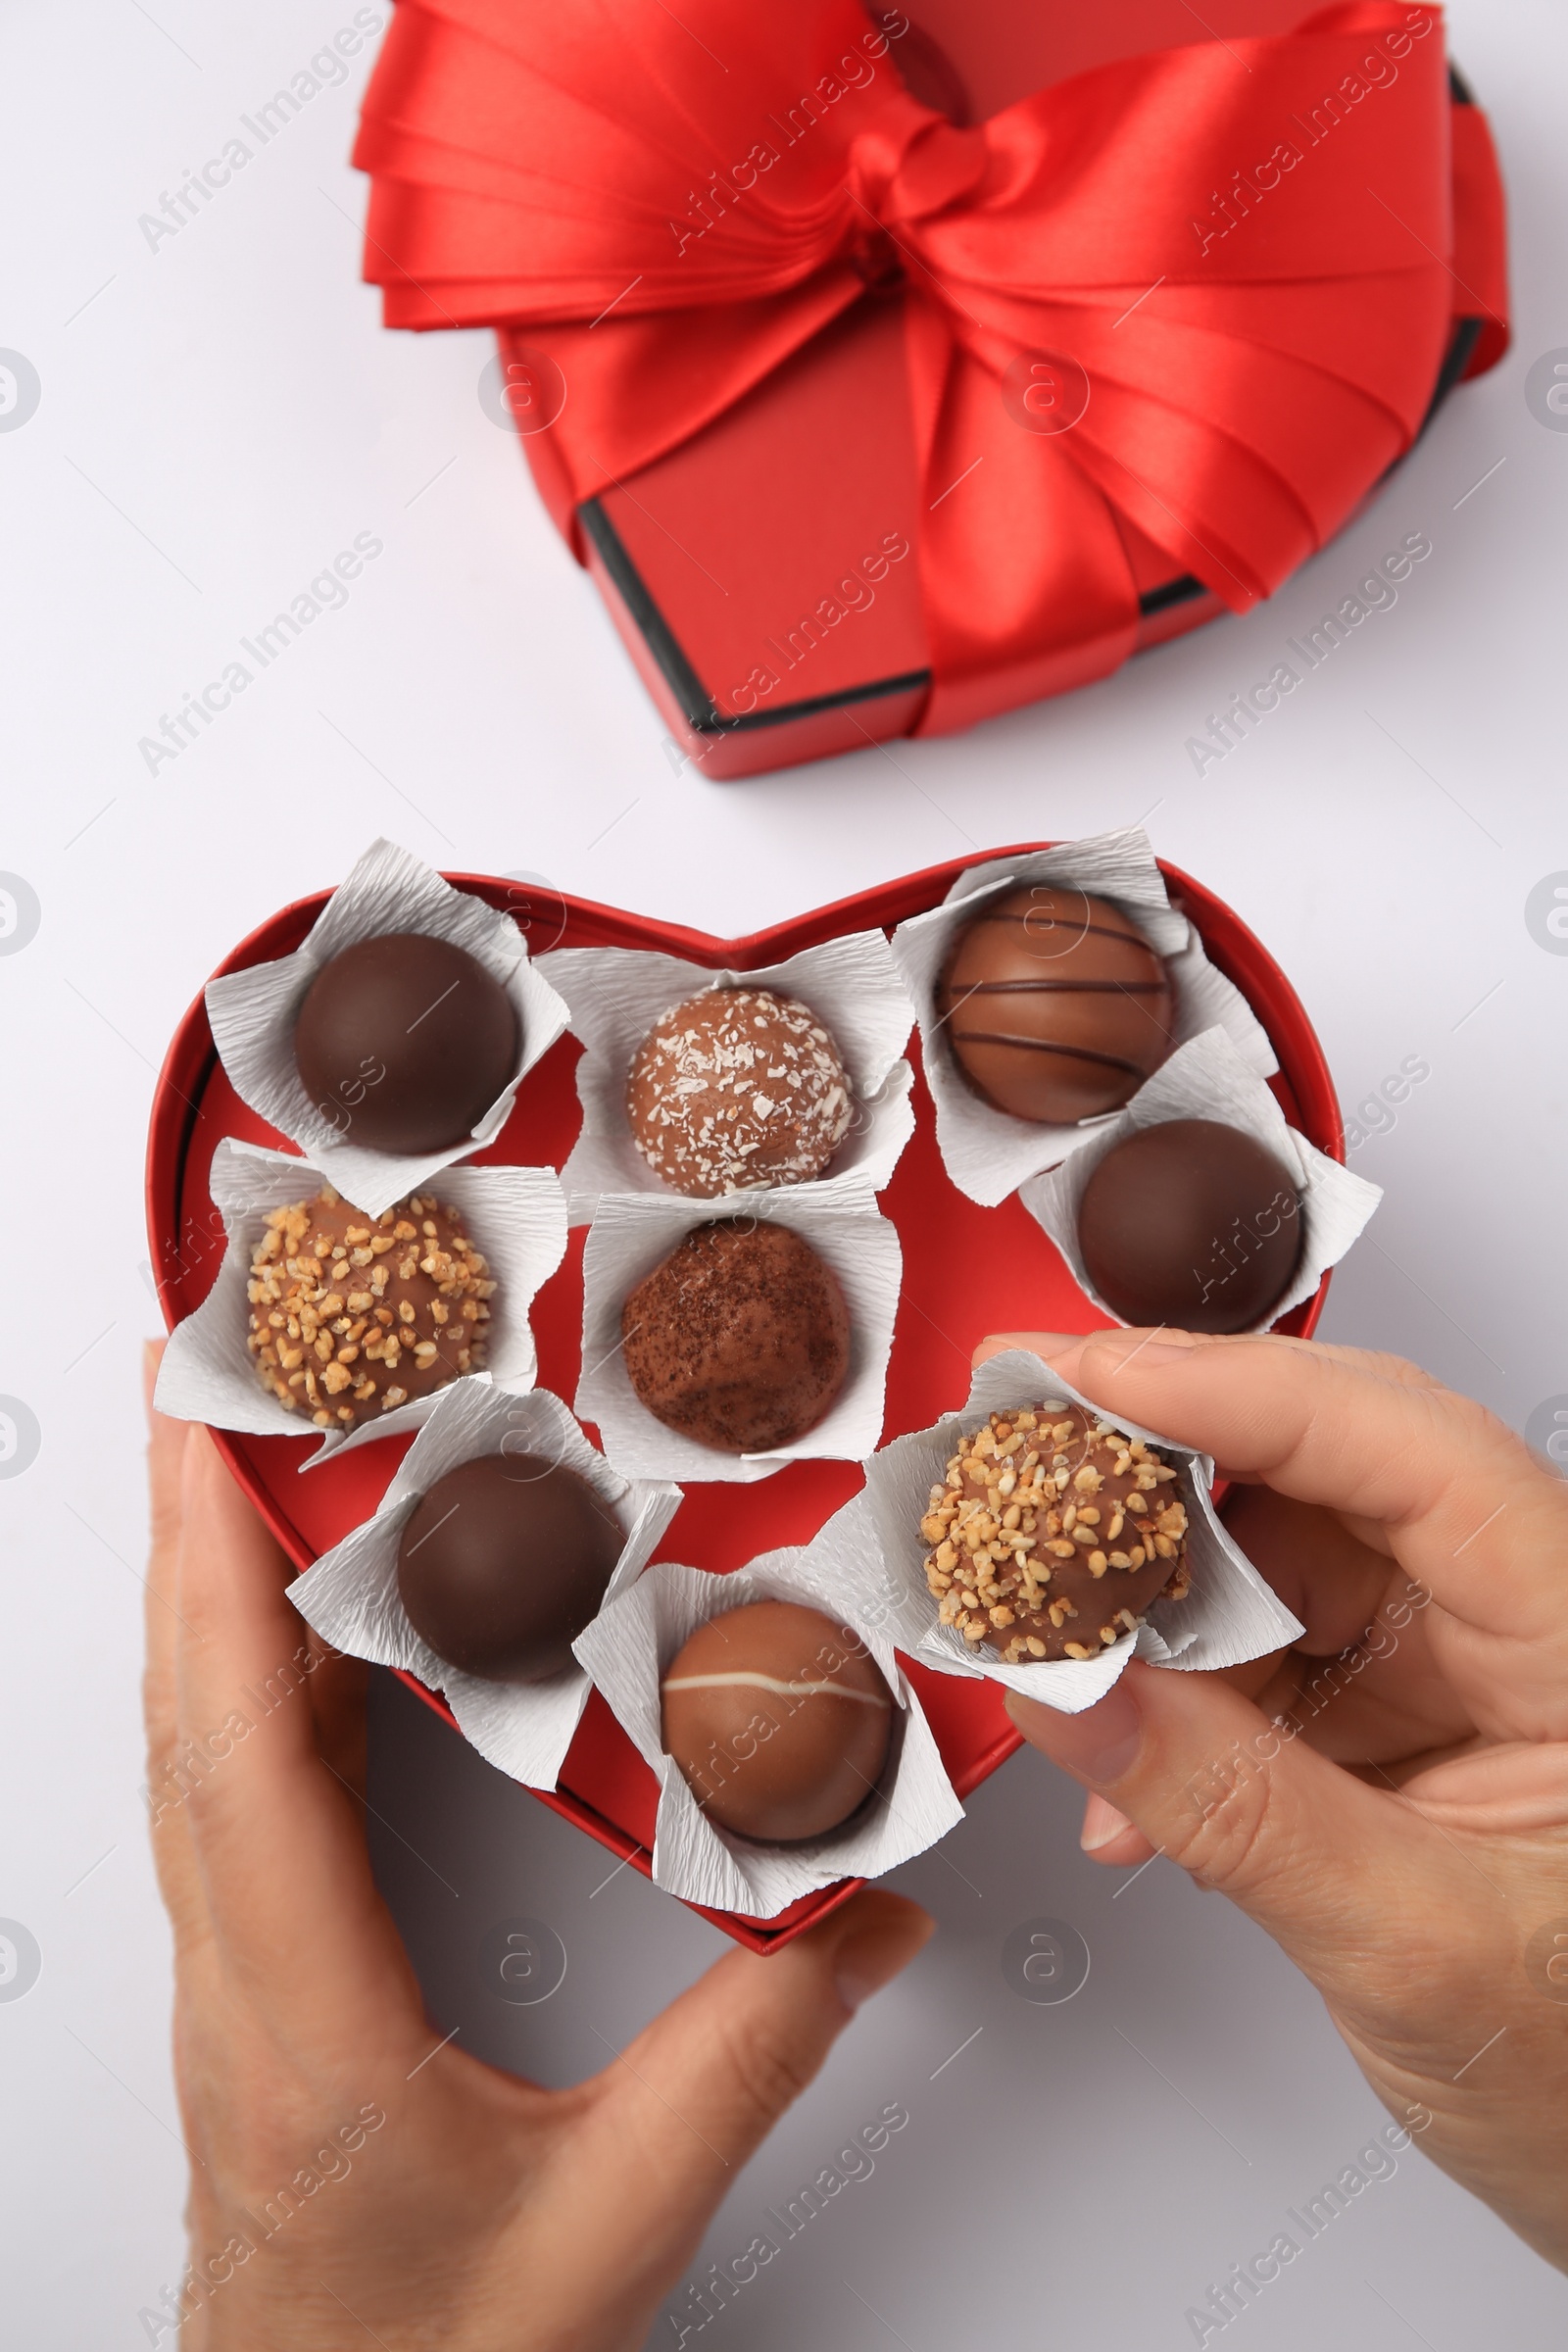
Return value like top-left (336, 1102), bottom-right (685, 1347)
top-left (146, 852), bottom-right (1340, 1951)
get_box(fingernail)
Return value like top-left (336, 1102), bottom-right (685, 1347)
top-left (1008, 1677), bottom-right (1144, 1786)
top-left (971, 1330), bottom-right (1078, 1369)
top-left (1081, 1793), bottom-right (1132, 1852)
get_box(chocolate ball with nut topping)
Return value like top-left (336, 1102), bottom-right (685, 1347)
top-left (245, 1188), bottom-right (495, 1430)
top-left (921, 1404), bottom-right (1191, 1662)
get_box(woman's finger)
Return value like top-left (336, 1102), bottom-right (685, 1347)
top-left (972, 1330), bottom-right (1448, 1392)
top-left (1007, 1660), bottom-right (1494, 2039)
top-left (172, 1431), bottom-right (424, 2056)
top-left (1218, 1485), bottom-right (1395, 1651)
top-left (143, 1346), bottom-right (208, 1955)
top-left (556, 1889), bottom-right (932, 2339)
top-left (1044, 1331), bottom-right (1568, 1739)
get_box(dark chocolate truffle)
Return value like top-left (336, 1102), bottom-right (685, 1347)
top-left (662, 1600), bottom-right (894, 1842)
top-left (620, 1221), bottom-right (851, 1453)
top-left (294, 931), bottom-right (518, 1155)
top-left (626, 987), bottom-right (854, 1198)
top-left (937, 886), bottom-right (1173, 1124)
top-left (246, 1188), bottom-right (494, 1429)
top-left (397, 1451), bottom-right (622, 1682)
top-left (922, 1404), bottom-right (1192, 1663)
top-left (1078, 1118), bottom-right (1303, 1333)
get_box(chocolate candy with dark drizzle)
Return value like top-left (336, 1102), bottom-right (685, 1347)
top-left (936, 885), bottom-right (1173, 1124)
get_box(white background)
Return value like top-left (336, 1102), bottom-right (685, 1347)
top-left (3, 0), bottom-right (1567, 2342)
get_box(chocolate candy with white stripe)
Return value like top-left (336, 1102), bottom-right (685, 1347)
top-left (660, 1600), bottom-right (894, 1843)
top-left (936, 886), bottom-right (1173, 1124)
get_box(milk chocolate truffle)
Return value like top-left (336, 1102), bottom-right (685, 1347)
top-left (620, 1222), bottom-right (851, 1453)
top-left (1078, 1118), bottom-right (1303, 1333)
top-left (922, 1405), bottom-right (1192, 1663)
top-left (662, 1600), bottom-right (894, 1842)
top-left (627, 987), bottom-right (854, 1198)
top-left (245, 1188), bottom-right (495, 1429)
top-left (397, 1452), bottom-right (622, 1682)
top-left (937, 886), bottom-right (1173, 1124)
top-left (294, 932), bottom-right (518, 1155)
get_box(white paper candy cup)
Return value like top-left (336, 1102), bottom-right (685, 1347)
top-left (206, 838), bottom-right (571, 1219)
top-left (285, 1384), bottom-right (681, 1790)
top-left (1020, 1027), bottom-right (1381, 1333)
top-left (572, 1545), bottom-right (964, 1920)
top-left (850, 1348), bottom-right (1303, 1714)
top-left (889, 827), bottom-right (1277, 1207)
top-left (535, 930), bottom-right (917, 1222)
top-left (153, 1140), bottom-right (568, 1466)
top-left (576, 1187), bottom-right (901, 1483)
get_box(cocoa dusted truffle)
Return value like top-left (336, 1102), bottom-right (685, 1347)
top-left (626, 987), bottom-right (854, 1198)
top-left (245, 1188), bottom-right (495, 1429)
top-left (294, 932), bottom-right (518, 1154)
top-left (937, 886), bottom-right (1173, 1124)
top-left (397, 1452), bottom-right (622, 1683)
top-left (1077, 1118), bottom-right (1303, 1333)
top-left (921, 1405), bottom-right (1191, 1663)
top-left (620, 1221), bottom-right (851, 1453)
top-left (661, 1600), bottom-right (894, 1842)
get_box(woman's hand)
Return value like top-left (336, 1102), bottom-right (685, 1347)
top-left (141, 1346), bottom-right (931, 2349)
top-left (981, 1328), bottom-right (1568, 2274)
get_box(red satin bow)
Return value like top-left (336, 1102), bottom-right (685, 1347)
top-left (356, 0), bottom-right (1504, 734)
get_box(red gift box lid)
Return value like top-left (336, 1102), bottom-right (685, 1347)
top-left (467, 1), bottom-right (1506, 776)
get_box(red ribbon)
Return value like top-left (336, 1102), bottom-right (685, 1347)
top-left (355, 1), bottom-right (1507, 734)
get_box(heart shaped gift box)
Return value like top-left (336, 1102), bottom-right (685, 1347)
top-left (353, 0), bottom-right (1508, 775)
top-left (147, 850), bottom-right (1342, 1950)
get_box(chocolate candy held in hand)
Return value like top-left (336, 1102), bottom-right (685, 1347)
top-left (246, 1188), bottom-right (495, 1429)
top-left (1078, 1118), bottom-right (1303, 1333)
top-left (397, 1452), bottom-right (623, 1683)
top-left (621, 1221), bottom-right (851, 1453)
top-left (294, 932), bottom-right (518, 1155)
top-left (923, 1405), bottom-right (1192, 1663)
top-left (937, 886), bottom-right (1173, 1124)
top-left (626, 987), bottom-right (854, 1198)
top-left (662, 1600), bottom-right (895, 1842)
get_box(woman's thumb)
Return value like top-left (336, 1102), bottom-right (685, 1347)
top-left (602, 1889), bottom-right (932, 2219)
top-left (1007, 1660), bottom-right (1438, 1990)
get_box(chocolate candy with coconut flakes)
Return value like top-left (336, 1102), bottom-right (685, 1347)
top-left (921, 1405), bottom-right (1191, 1662)
top-left (626, 987), bottom-right (854, 1198)
top-left (245, 1188), bottom-right (495, 1429)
